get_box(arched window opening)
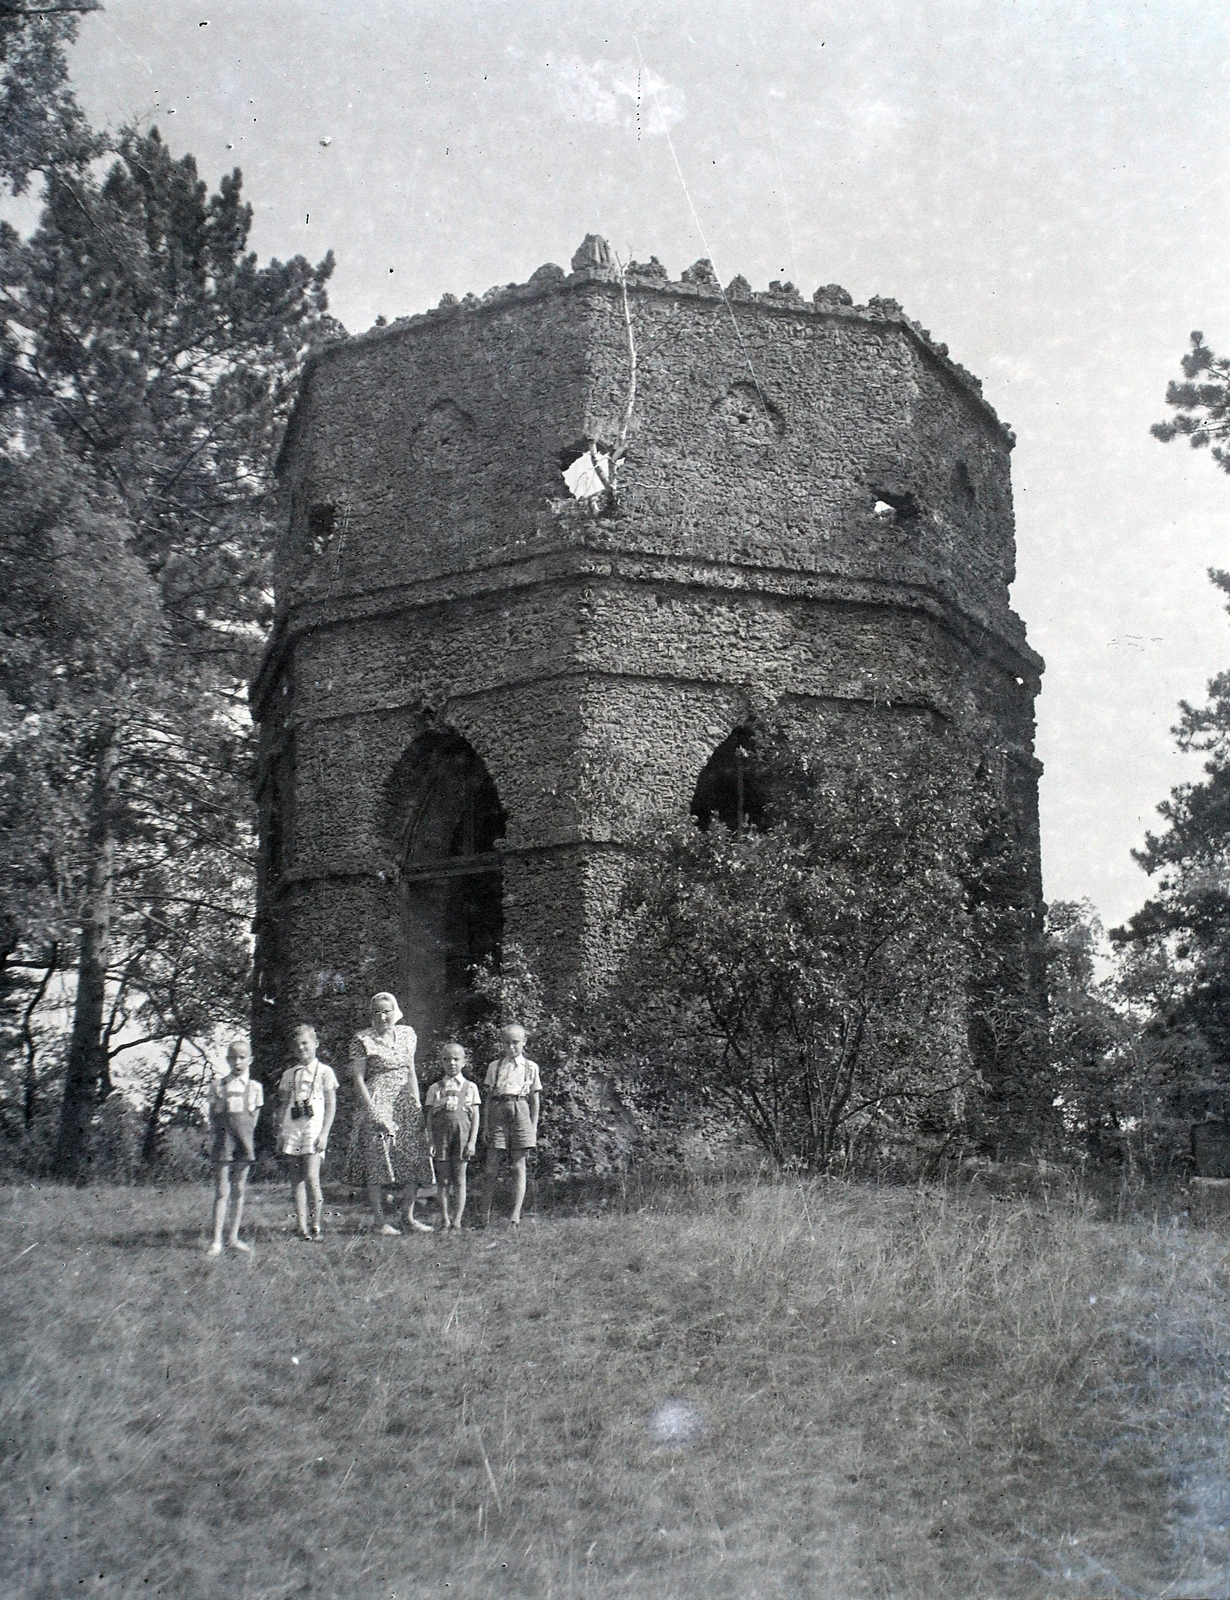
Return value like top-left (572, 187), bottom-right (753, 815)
top-left (390, 729), bottom-right (506, 1040)
top-left (690, 726), bottom-right (769, 832)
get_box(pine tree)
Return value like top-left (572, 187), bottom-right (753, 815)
top-left (1112, 571), bottom-right (1230, 1065)
top-left (0, 129), bottom-right (343, 1175)
top-left (1152, 331), bottom-right (1230, 474)
top-left (0, 2), bottom-right (102, 195)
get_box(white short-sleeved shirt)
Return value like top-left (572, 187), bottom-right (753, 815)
top-left (484, 1054), bottom-right (541, 1098)
top-left (277, 1060), bottom-right (338, 1155)
top-left (210, 1073), bottom-right (263, 1119)
top-left (425, 1074), bottom-right (481, 1120)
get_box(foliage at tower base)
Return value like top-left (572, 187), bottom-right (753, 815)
top-left (0, 94), bottom-right (343, 1176)
top-left (598, 733), bottom-right (1046, 1176)
top-left (1042, 897), bottom-right (1216, 1185)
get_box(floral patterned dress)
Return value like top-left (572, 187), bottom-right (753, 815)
top-left (347, 1023), bottom-right (432, 1187)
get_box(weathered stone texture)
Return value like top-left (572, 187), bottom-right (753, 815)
top-left (252, 243), bottom-right (1044, 1089)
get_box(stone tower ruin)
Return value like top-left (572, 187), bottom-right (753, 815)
top-left (251, 235), bottom-right (1044, 1081)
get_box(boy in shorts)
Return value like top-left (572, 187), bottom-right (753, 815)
top-left (424, 1041), bottom-right (480, 1229)
top-left (206, 1037), bottom-right (264, 1256)
top-left (480, 1023), bottom-right (541, 1227)
top-left (277, 1024), bottom-right (338, 1240)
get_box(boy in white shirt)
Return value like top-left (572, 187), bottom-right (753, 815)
top-left (277, 1023), bottom-right (338, 1240)
top-left (206, 1038), bottom-right (263, 1256)
top-left (424, 1041), bottom-right (481, 1229)
top-left (480, 1023), bottom-right (541, 1227)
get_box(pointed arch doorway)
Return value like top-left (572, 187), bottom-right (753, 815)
top-left (690, 725), bottom-right (770, 831)
top-left (392, 728), bottom-right (506, 1039)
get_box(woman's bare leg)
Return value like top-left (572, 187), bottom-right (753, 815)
top-left (364, 1184), bottom-right (388, 1228)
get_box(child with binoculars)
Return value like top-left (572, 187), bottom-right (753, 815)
top-left (277, 1023), bottom-right (338, 1240)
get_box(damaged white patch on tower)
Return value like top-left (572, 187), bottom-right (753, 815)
top-left (563, 449), bottom-right (611, 500)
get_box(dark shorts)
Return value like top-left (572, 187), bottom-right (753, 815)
top-left (487, 1096), bottom-right (535, 1152)
top-left (211, 1112), bottom-right (256, 1166)
top-left (431, 1123), bottom-right (474, 1181)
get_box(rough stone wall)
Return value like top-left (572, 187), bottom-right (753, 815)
top-left (252, 240), bottom-right (1044, 1108)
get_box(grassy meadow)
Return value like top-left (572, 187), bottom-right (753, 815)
top-left (4, 1175), bottom-right (1230, 1600)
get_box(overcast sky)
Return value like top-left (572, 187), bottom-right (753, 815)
top-left (55, 0), bottom-right (1230, 932)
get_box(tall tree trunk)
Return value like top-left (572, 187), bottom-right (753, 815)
top-left (22, 942), bottom-right (59, 1128)
top-left (54, 730), bottom-right (118, 1179)
top-left (141, 1034), bottom-right (184, 1170)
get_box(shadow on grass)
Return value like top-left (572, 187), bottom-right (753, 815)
top-left (106, 1226), bottom-right (210, 1251)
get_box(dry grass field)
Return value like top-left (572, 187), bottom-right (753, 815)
top-left (3, 1176), bottom-right (1230, 1600)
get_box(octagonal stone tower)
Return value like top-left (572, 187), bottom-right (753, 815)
top-left (251, 237), bottom-right (1044, 1083)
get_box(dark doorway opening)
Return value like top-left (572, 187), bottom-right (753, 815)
top-left (391, 729), bottom-right (506, 1041)
top-left (690, 726), bottom-right (769, 831)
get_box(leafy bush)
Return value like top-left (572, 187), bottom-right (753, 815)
top-left (594, 731), bottom-right (1033, 1174)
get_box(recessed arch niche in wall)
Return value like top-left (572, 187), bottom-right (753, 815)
top-left (388, 726), bottom-right (506, 1039)
top-left (690, 725), bottom-right (770, 832)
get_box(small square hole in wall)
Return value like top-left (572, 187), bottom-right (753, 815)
top-left (307, 503), bottom-right (336, 555)
top-left (871, 489), bottom-right (919, 522)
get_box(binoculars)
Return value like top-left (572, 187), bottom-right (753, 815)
top-left (289, 1100), bottom-right (315, 1121)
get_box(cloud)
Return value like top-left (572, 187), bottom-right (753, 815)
top-left (546, 56), bottom-right (685, 136)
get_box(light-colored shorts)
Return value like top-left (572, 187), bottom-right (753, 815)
top-left (280, 1111), bottom-right (323, 1158)
top-left (486, 1096), bottom-right (535, 1152)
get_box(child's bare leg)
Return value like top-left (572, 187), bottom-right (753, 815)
top-left (228, 1162), bottom-right (252, 1250)
top-left (209, 1165), bottom-right (231, 1254)
top-left (453, 1165), bottom-right (467, 1228)
top-left (291, 1160), bottom-right (309, 1236)
top-left (305, 1155), bottom-right (323, 1233)
top-left (509, 1154), bottom-right (527, 1224)
top-left (482, 1147), bottom-right (501, 1224)
top-left (439, 1171), bottom-right (453, 1229)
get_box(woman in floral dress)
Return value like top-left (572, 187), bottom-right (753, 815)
top-left (349, 992), bottom-right (433, 1234)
